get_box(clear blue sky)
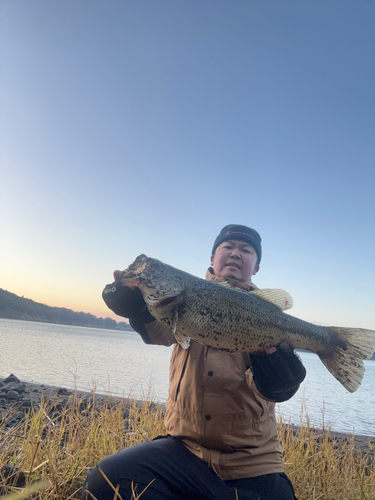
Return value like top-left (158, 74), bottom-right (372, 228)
top-left (1, 0), bottom-right (374, 329)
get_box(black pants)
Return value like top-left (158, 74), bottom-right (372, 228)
top-left (82, 436), bottom-right (297, 500)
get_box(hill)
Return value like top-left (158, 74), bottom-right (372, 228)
top-left (0, 288), bottom-right (133, 331)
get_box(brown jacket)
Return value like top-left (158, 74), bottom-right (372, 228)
top-left (144, 269), bottom-right (284, 480)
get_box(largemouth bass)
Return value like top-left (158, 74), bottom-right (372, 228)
top-left (117, 254), bottom-right (375, 393)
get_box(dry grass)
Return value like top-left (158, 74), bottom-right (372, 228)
top-left (0, 392), bottom-right (166, 499)
top-left (279, 417), bottom-right (375, 500)
top-left (0, 393), bottom-right (374, 499)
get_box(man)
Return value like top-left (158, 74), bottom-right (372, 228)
top-left (82, 225), bottom-right (305, 500)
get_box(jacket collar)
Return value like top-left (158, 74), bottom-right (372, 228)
top-left (205, 267), bottom-right (259, 291)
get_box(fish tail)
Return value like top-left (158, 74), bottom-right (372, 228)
top-left (318, 327), bottom-right (375, 393)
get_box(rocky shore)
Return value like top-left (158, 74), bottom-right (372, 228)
top-left (1, 373), bottom-right (375, 458)
top-left (0, 374), bottom-right (131, 429)
top-left (0, 373), bottom-right (139, 492)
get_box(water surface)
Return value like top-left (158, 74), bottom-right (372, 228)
top-left (1, 318), bottom-right (374, 436)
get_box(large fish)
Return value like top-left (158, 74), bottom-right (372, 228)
top-left (117, 254), bottom-right (375, 393)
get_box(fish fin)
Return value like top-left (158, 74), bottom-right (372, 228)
top-left (172, 310), bottom-right (191, 349)
top-left (250, 289), bottom-right (294, 311)
top-left (319, 327), bottom-right (375, 393)
top-left (174, 331), bottom-right (191, 349)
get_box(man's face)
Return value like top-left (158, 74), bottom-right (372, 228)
top-left (210, 239), bottom-right (260, 282)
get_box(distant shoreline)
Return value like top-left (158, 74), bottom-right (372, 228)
top-left (0, 315), bottom-right (134, 332)
top-left (0, 288), bottom-right (134, 331)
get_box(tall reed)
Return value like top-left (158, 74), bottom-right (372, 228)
top-left (279, 415), bottom-right (375, 499)
top-left (0, 392), bottom-right (374, 499)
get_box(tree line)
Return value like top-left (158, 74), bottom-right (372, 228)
top-left (0, 288), bottom-right (133, 331)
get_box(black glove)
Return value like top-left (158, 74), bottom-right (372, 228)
top-left (102, 281), bottom-right (154, 323)
top-left (250, 349), bottom-right (306, 402)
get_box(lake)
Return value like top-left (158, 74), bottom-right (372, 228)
top-left (1, 318), bottom-right (374, 436)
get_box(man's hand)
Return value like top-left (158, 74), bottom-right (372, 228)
top-left (250, 344), bottom-right (306, 402)
top-left (102, 271), bottom-right (153, 322)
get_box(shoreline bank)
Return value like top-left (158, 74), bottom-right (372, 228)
top-left (1, 374), bottom-right (374, 458)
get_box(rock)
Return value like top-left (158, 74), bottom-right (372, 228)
top-left (0, 464), bottom-right (26, 492)
top-left (6, 390), bottom-right (20, 401)
top-left (4, 382), bottom-right (26, 393)
top-left (3, 374), bottom-right (21, 384)
top-left (56, 387), bottom-right (70, 396)
top-left (20, 399), bottom-right (33, 408)
top-left (6, 421), bottom-right (18, 428)
top-left (11, 411), bottom-right (25, 422)
top-left (50, 402), bottom-right (65, 412)
top-left (0, 392), bottom-right (7, 398)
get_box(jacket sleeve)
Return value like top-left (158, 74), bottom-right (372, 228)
top-left (130, 317), bottom-right (177, 347)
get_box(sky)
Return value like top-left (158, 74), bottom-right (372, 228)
top-left (1, 0), bottom-right (374, 330)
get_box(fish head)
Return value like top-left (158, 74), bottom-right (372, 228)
top-left (118, 254), bottom-right (185, 309)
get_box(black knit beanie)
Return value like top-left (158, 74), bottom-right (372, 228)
top-left (211, 224), bottom-right (262, 264)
